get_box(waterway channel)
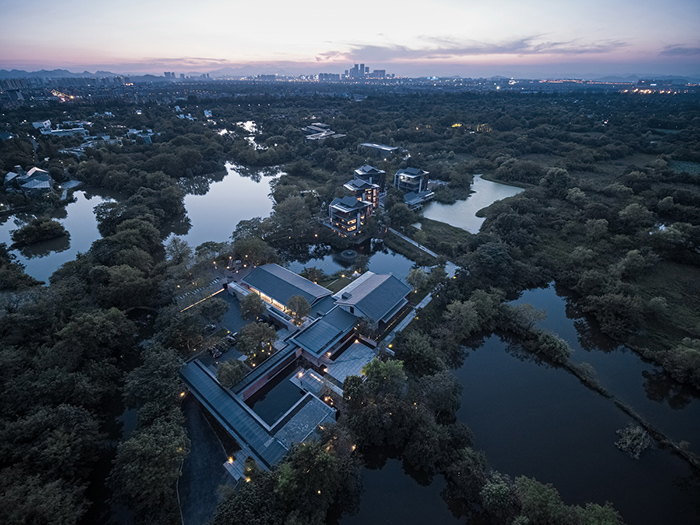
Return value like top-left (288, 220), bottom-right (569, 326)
top-left (340, 284), bottom-right (700, 525)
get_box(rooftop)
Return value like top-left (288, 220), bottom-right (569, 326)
top-left (181, 360), bottom-right (288, 468)
top-left (243, 263), bottom-right (332, 307)
top-left (344, 179), bottom-right (379, 192)
top-left (397, 167), bottom-right (428, 177)
top-left (355, 164), bottom-right (385, 175)
top-left (334, 272), bottom-right (412, 323)
top-left (290, 306), bottom-right (357, 357)
top-left (325, 341), bottom-right (377, 386)
top-left (330, 195), bottom-right (370, 212)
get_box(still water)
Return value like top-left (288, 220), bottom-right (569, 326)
top-left (0, 189), bottom-right (117, 283)
top-left (168, 162), bottom-right (278, 248)
top-left (0, 163), bottom-right (277, 283)
top-left (287, 248), bottom-right (418, 281)
top-left (513, 284), bottom-right (700, 452)
top-left (341, 459), bottom-right (462, 525)
top-left (340, 285), bottom-right (700, 525)
top-left (421, 174), bottom-right (524, 233)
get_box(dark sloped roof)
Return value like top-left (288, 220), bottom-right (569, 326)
top-left (21, 179), bottom-right (52, 190)
top-left (356, 164), bottom-right (384, 174)
top-left (335, 274), bottom-right (411, 322)
top-left (243, 264), bottom-right (331, 307)
top-left (344, 179), bottom-right (378, 191)
top-left (290, 306), bottom-right (357, 357)
top-left (330, 196), bottom-right (368, 211)
top-left (181, 360), bottom-right (288, 468)
top-left (398, 167), bottom-right (427, 176)
top-left (404, 191), bottom-right (421, 204)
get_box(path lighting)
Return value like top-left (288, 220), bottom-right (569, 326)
top-left (179, 392), bottom-right (186, 398)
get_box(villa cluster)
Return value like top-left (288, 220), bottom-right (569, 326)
top-left (328, 165), bottom-right (384, 237)
top-left (327, 162), bottom-right (435, 237)
top-left (4, 166), bottom-right (55, 195)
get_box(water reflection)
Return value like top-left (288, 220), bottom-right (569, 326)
top-left (512, 283), bottom-right (700, 450)
top-left (457, 335), bottom-right (699, 525)
top-left (642, 369), bottom-right (697, 410)
top-left (0, 189), bottom-right (118, 283)
top-left (17, 233), bottom-right (71, 258)
top-left (178, 171), bottom-right (226, 196)
top-left (167, 162), bottom-right (279, 248)
top-left (287, 247), bottom-right (418, 281)
top-left (340, 459), bottom-right (462, 525)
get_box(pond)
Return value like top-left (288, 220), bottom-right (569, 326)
top-left (168, 162), bottom-right (279, 248)
top-left (512, 283), bottom-right (700, 451)
top-left (1, 163), bottom-right (278, 283)
top-left (287, 246), bottom-right (419, 281)
top-left (455, 335), bottom-right (699, 525)
top-left (421, 174), bottom-right (524, 233)
top-left (340, 284), bottom-right (700, 525)
top-left (340, 459), bottom-right (462, 525)
top-left (0, 189), bottom-right (118, 283)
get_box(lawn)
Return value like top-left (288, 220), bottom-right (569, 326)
top-left (632, 260), bottom-right (700, 350)
top-left (383, 232), bottom-right (437, 266)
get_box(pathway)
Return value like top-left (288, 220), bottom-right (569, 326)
top-left (388, 228), bottom-right (460, 278)
top-left (383, 292), bottom-right (433, 346)
top-left (389, 227), bottom-right (438, 258)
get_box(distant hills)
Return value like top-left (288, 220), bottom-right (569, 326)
top-left (0, 69), bottom-right (121, 79)
top-left (0, 68), bottom-right (698, 83)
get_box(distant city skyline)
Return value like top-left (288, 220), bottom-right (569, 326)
top-left (1, 0), bottom-right (698, 78)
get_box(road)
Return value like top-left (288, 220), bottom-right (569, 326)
top-left (178, 396), bottom-right (235, 525)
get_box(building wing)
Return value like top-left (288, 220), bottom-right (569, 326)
top-left (243, 263), bottom-right (332, 308)
top-left (334, 272), bottom-right (411, 323)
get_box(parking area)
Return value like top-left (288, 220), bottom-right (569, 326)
top-left (196, 291), bottom-right (274, 369)
top-left (174, 275), bottom-right (224, 309)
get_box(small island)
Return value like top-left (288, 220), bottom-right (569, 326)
top-left (11, 217), bottom-right (69, 247)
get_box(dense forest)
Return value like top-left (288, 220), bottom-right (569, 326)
top-left (1, 86), bottom-right (699, 524)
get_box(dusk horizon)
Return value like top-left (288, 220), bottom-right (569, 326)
top-left (1, 2), bottom-right (700, 525)
top-left (2, 0), bottom-right (699, 79)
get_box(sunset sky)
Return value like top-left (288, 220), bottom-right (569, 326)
top-left (1, 0), bottom-right (699, 77)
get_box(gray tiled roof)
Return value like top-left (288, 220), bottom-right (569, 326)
top-left (335, 273), bottom-right (411, 322)
top-left (272, 394), bottom-right (336, 448)
top-left (290, 306), bottom-right (357, 357)
top-left (330, 196), bottom-right (368, 211)
top-left (356, 164), bottom-right (384, 174)
top-left (21, 179), bottom-right (52, 190)
top-left (398, 167), bottom-right (427, 176)
top-left (344, 179), bottom-right (378, 191)
top-left (181, 360), bottom-right (288, 468)
top-left (243, 264), bottom-right (332, 307)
